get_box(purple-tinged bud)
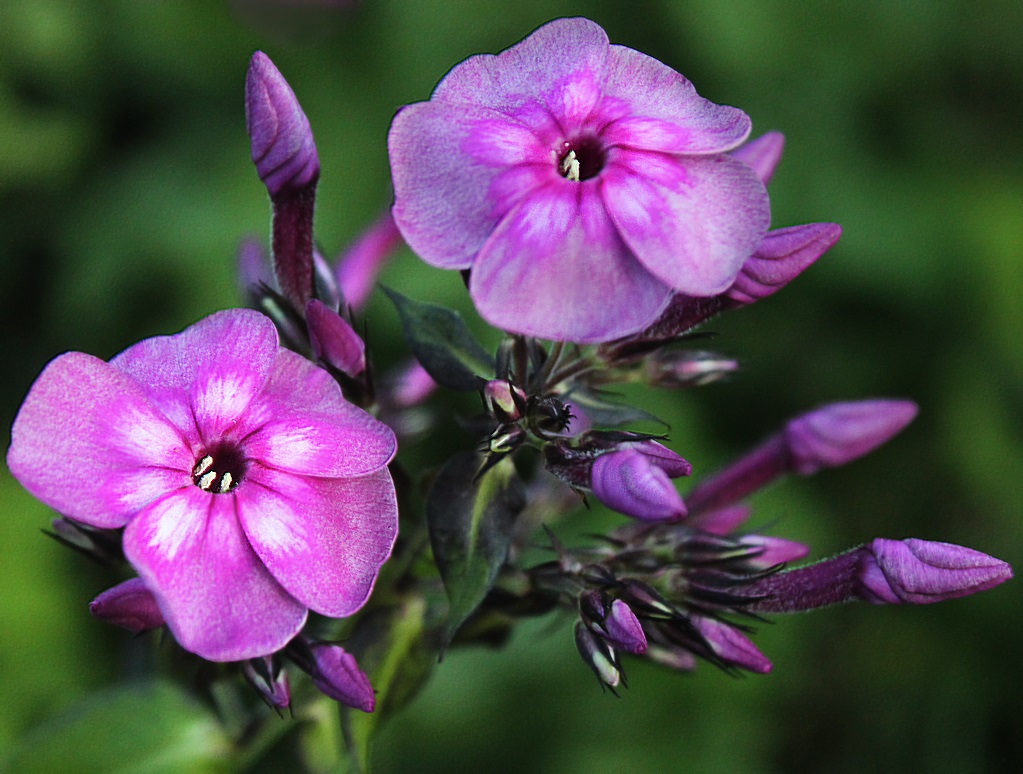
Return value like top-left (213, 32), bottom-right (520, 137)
top-left (619, 578), bottom-right (676, 618)
top-left (89, 578), bottom-right (165, 634)
top-left (645, 349), bottom-right (739, 389)
top-left (687, 399), bottom-right (917, 515)
top-left (738, 535), bottom-right (810, 569)
top-left (482, 380), bottom-right (526, 423)
top-left (692, 616), bottom-right (772, 674)
top-left (246, 51), bottom-right (320, 309)
top-left (489, 423), bottom-right (526, 454)
top-left (730, 131), bottom-right (785, 185)
top-left (336, 211), bottom-right (403, 311)
top-left (243, 656), bottom-right (291, 711)
top-left (591, 443), bottom-right (690, 521)
top-left (574, 621), bottom-right (622, 691)
top-left (687, 505), bottom-right (753, 536)
top-left (237, 236), bottom-right (272, 294)
top-left (859, 538), bottom-right (1013, 605)
top-left (785, 399), bottom-right (918, 475)
top-left (305, 298), bottom-right (366, 377)
top-left (245, 51), bottom-right (319, 199)
top-left (725, 223), bottom-right (842, 307)
top-left (739, 538), bottom-right (1011, 613)
top-left (46, 517), bottom-right (122, 563)
top-left (604, 600), bottom-right (648, 654)
top-left (299, 642), bottom-right (375, 712)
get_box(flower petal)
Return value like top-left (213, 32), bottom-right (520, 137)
top-left (238, 467), bottom-right (398, 618)
top-left (124, 487), bottom-right (307, 661)
top-left (604, 150), bottom-right (770, 295)
top-left (390, 102), bottom-right (518, 270)
top-left (111, 309), bottom-right (280, 439)
top-left (469, 182), bottom-right (672, 342)
top-left (432, 17), bottom-right (610, 115)
top-left (240, 349), bottom-right (396, 477)
top-left (8, 352), bottom-right (191, 528)
top-left (602, 46), bottom-right (751, 154)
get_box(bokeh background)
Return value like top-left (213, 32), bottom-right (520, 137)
top-left (2, 1), bottom-right (1021, 771)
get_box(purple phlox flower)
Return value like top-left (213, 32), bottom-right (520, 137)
top-left (89, 577), bottom-right (165, 634)
top-left (591, 442), bottom-right (691, 521)
top-left (246, 51), bottom-right (320, 310)
top-left (685, 399), bottom-right (918, 515)
top-left (739, 538), bottom-right (1012, 613)
top-left (288, 638), bottom-right (376, 711)
top-left (306, 298), bottom-right (367, 377)
top-left (8, 309), bottom-right (398, 662)
top-left (691, 616), bottom-right (772, 673)
top-left (335, 210), bottom-right (404, 311)
top-left (389, 17), bottom-right (770, 343)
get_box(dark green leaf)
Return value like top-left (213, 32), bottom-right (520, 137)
top-left (565, 387), bottom-right (668, 430)
top-left (426, 452), bottom-right (525, 649)
top-left (382, 286), bottom-right (494, 391)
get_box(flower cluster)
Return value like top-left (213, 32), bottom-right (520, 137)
top-left (4, 16), bottom-right (1012, 768)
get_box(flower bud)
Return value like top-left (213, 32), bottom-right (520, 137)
top-left (88, 578), bottom-right (165, 634)
top-left (785, 399), bottom-right (918, 475)
top-left (858, 538), bottom-right (1013, 605)
top-left (481, 380), bottom-right (526, 423)
top-left (591, 442), bottom-right (690, 521)
top-left (692, 616), bottom-right (772, 673)
top-left (305, 298), bottom-right (366, 377)
top-left (737, 535), bottom-right (810, 569)
top-left (730, 131), bottom-right (785, 184)
top-left (245, 51), bottom-right (319, 199)
top-left (574, 621), bottom-right (622, 691)
top-left (243, 656), bottom-right (291, 711)
top-left (292, 641), bottom-right (376, 712)
top-left (725, 222), bottom-right (842, 307)
top-left (645, 349), bottom-right (739, 388)
top-left (604, 600), bottom-right (648, 654)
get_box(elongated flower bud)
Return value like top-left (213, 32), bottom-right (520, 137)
top-left (89, 578), bottom-right (165, 634)
top-left (692, 616), bottom-right (772, 673)
top-left (289, 640), bottom-right (376, 712)
top-left (246, 51), bottom-right (320, 309)
top-left (730, 131), bottom-right (786, 184)
top-left (740, 538), bottom-right (1012, 613)
top-left (686, 399), bottom-right (918, 514)
top-left (243, 656), bottom-right (291, 711)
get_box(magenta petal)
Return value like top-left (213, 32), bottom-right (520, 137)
top-left (239, 467), bottom-right (397, 618)
top-left (241, 352), bottom-right (396, 477)
top-left (124, 488), bottom-right (307, 661)
top-left (603, 46), bottom-right (751, 154)
top-left (729, 132), bottom-right (785, 184)
top-left (111, 309), bottom-right (280, 437)
top-left (727, 222), bottom-right (841, 306)
top-left (432, 18), bottom-right (610, 114)
top-left (8, 352), bottom-right (191, 529)
top-left (470, 184), bottom-right (671, 342)
top-left (389, 102), bottom-right (514, 270)
top-left (604, 151), bottom-right (770, 296)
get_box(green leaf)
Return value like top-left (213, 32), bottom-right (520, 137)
top-left (1, 680), bottom-right (232, 774)
top-left (381, 286), bottom-right (494, 391)
top-left (566, 386), bottom-right (668, 430)
top-left (338, 597), bottom-right (431, 773)
top-left (426, 452), bottom-right (525, 649)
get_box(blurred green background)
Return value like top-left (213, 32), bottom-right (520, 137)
top-left (1, 0), bottom-right (1021, 771)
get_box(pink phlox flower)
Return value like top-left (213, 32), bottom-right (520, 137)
top-left (8, 308), bottom-right (398, 662)
top-left (389, 17), bottom-right (770, 343)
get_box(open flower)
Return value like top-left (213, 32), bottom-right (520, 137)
top-left (389, 17), bottom-right (770, 343)
top-left (8, 309), bottom-right (398, 662)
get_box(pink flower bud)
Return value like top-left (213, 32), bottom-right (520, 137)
top-left (785, 399), bottom-right (918, 475)
top-left (591, 442), bottom-right (691, 522)
top-left (305, 298), bottom-right (366, 377)
top-left (738, 535), bottom-right (810, 569)
top-left (604, 599), bottom-right (648, 654)
top-left (859, 538), bottom-right (1013, 605)
top-left (481, 379), bottom-right (526, 423)
top-left (89, 578), bottom-right (165, 634)
top-left (692, 616), bottom-right (772, 673)
top-left (730, 131), bottom-right (786, 184)
top-left (306, 643), bottom-right (375, 712)
top-left (245, 51), bottom-right (319, 199)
